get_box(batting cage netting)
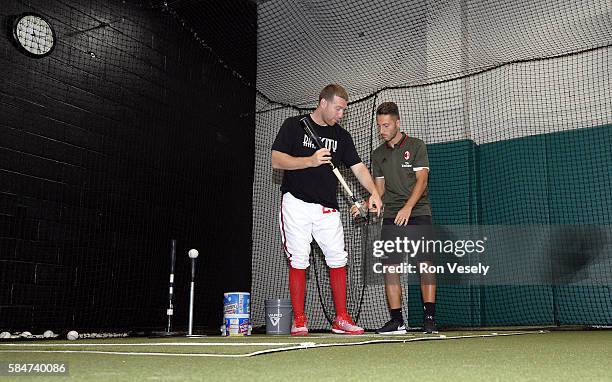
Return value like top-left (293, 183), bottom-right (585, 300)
top-left (251, 1), bottom-right (612, 330)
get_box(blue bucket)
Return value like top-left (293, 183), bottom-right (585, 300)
top-left (223, 292), bottom-right (250, 315)
top-left (221, 314), bottom-right (251, 336)
top-left (222, 292), bottom-right (251, 336)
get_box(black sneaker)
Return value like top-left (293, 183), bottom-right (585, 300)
top-left (423, 315), bottom-right (438, 334)
top-left (375, 318), bottom-right (407, 335)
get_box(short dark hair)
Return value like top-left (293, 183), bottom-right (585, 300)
top-left (319, 84), bottom-right (349, 103)
top-left (376, 102), bottom-right (400, 119)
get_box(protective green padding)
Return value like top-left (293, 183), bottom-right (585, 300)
top-left (407, 125), bottom-right (612, 327)
top-left (477, 135), bottom-right (554, 325)
top-left (545, 124), bottom-right (612, 225)
top-left (481, 286), bottom-right (555, 325)
top-left (408, 140), bottom-right (481, 326)
top-left (545, 125), bottom-right (612, 324)
top-left (479, 135), bottom-right (551, 224)
top-left (428, 139), bottom-right (479, 225)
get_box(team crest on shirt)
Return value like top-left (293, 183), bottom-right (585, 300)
top-left (401, 150), bottom-right (412, 168)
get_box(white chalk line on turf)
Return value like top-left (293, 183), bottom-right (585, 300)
top-left (0, 346), bottom-right (310, 358)
top-left (0, 334), bottom-right (417, 348)
top-left (0, 342), bottom-right (300, 347)
top-left (0, 331), bottom-right (547, 358)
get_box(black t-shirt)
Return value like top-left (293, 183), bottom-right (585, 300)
top-left (272, 114), bottom-right (361, 209)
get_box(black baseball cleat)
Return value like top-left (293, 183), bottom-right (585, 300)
top-left (375, 318), bottom-right (407, 335)
top-left (423, 315), bottom-right (438, 334)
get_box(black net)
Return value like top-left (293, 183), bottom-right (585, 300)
top-left (1, 0), bottom-right (256, 332)
top-left (252, 1), bottom-right (612, 329)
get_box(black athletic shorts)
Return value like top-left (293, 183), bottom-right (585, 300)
top-left (379, 215), bottom-right (434, 264)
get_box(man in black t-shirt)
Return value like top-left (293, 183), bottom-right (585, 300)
top-left (272, 84), bottom-right (382, 336)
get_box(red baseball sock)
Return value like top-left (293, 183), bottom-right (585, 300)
top-left (289, 266), bottom-right (306, 320)
top-left (329, 266), bottom-right (348, 317)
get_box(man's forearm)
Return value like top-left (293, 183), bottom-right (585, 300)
top-left (374, 179), bottom-right (385, 197)
top-left (272, 150), bottom-right (312, 170)
top-left (351, 163), bottom-right (380, 196)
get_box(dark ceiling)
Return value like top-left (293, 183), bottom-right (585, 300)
top-left (167, 0), bottom-right (257, 84)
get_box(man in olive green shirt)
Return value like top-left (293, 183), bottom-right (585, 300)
top-left (353, 101), bottom-right (437, 334)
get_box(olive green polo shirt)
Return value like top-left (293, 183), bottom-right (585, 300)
top-left (372, 133), bottom-right (431, 219)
